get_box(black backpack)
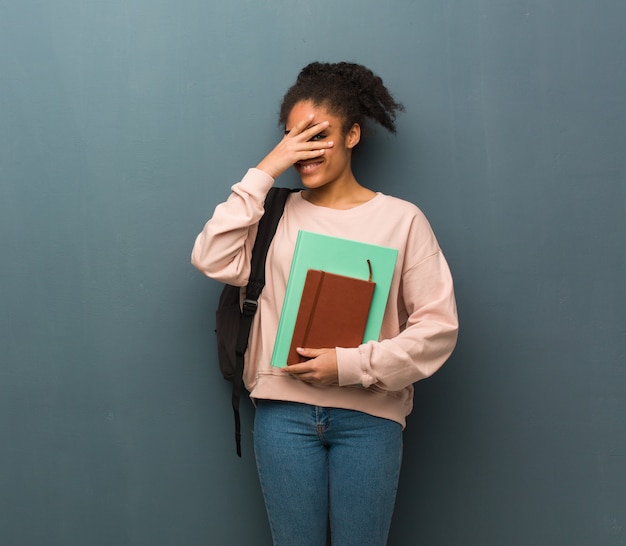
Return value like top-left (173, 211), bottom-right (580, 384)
top-left (215, 187), bottom-right (296, 456)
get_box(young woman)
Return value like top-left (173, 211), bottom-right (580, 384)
top-left (192, 62), bottom-right (458, 546)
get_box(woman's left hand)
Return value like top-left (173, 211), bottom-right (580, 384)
top-left (281, 348), bottom-right (339, 385)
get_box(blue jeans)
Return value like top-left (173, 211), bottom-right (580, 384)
top-left (254, 400), bottom-right (403, 546)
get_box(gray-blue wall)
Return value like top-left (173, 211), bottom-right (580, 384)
top-left (1, 1), bottom-right (624, 545)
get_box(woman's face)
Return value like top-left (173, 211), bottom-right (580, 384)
top-left (285, 101), bottom-right (360, 190)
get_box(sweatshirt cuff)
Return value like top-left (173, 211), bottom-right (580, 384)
top-left (337, 346), bottom-right (373, 387)
top-left (235, 168), bottom-right (275, 202)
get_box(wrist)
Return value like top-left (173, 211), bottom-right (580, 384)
top-left (255, 160), bottom-right (281, 180)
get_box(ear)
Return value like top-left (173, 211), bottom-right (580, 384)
top-left (345, 123), bottom-right (361, 149)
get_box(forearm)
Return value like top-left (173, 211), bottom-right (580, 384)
top-left (191, 169), bottom-right (274, 284)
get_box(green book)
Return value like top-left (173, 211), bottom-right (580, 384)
top-left (271, 230), bottom-right (398, 368)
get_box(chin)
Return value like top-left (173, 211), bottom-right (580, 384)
top-left (300, 178), bottom-right (329, 190)
top-left (296, 170), bottom-right (322, 187)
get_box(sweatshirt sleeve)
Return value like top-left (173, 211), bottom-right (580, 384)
top-left (191, 168), bottom-right (275, 286)
top-left (336, 220), bottom-right (459, 391)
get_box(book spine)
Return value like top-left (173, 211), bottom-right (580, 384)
top-left (301, 271), bottom-right (325, 349)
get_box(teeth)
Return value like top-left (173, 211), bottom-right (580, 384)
top-left (300, 162), bottom-right (320, 173)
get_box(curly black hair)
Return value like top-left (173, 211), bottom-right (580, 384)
top-left (279, 61), bottom-right (404, 135)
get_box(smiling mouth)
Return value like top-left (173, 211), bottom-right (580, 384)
top-left (296, 160), bottom-right (323, 175)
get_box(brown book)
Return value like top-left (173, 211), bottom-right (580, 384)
top-left (287, 263), bottom-right (376, 365)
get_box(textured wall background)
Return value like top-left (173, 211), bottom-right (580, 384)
top-left (1, 1), bottom-right (624, 544)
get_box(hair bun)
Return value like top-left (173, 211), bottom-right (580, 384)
top-left (280, 61), bottom-right (404, 134)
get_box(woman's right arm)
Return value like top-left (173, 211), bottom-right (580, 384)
top-left (191, 116), bottom-right (333, 285)
top-left (191, 168), bottom-right (274, 286)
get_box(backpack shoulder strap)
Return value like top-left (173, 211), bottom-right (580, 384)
top-left (232, 186), bottom-right (295, 456)
top-left (245, 187), bottom-right (295, 302)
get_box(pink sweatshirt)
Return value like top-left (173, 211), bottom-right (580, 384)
top-left (192, 169), bottom-right (458, 428)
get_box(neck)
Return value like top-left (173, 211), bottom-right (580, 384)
top-left (302, 179), bottom-right (377, 210)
